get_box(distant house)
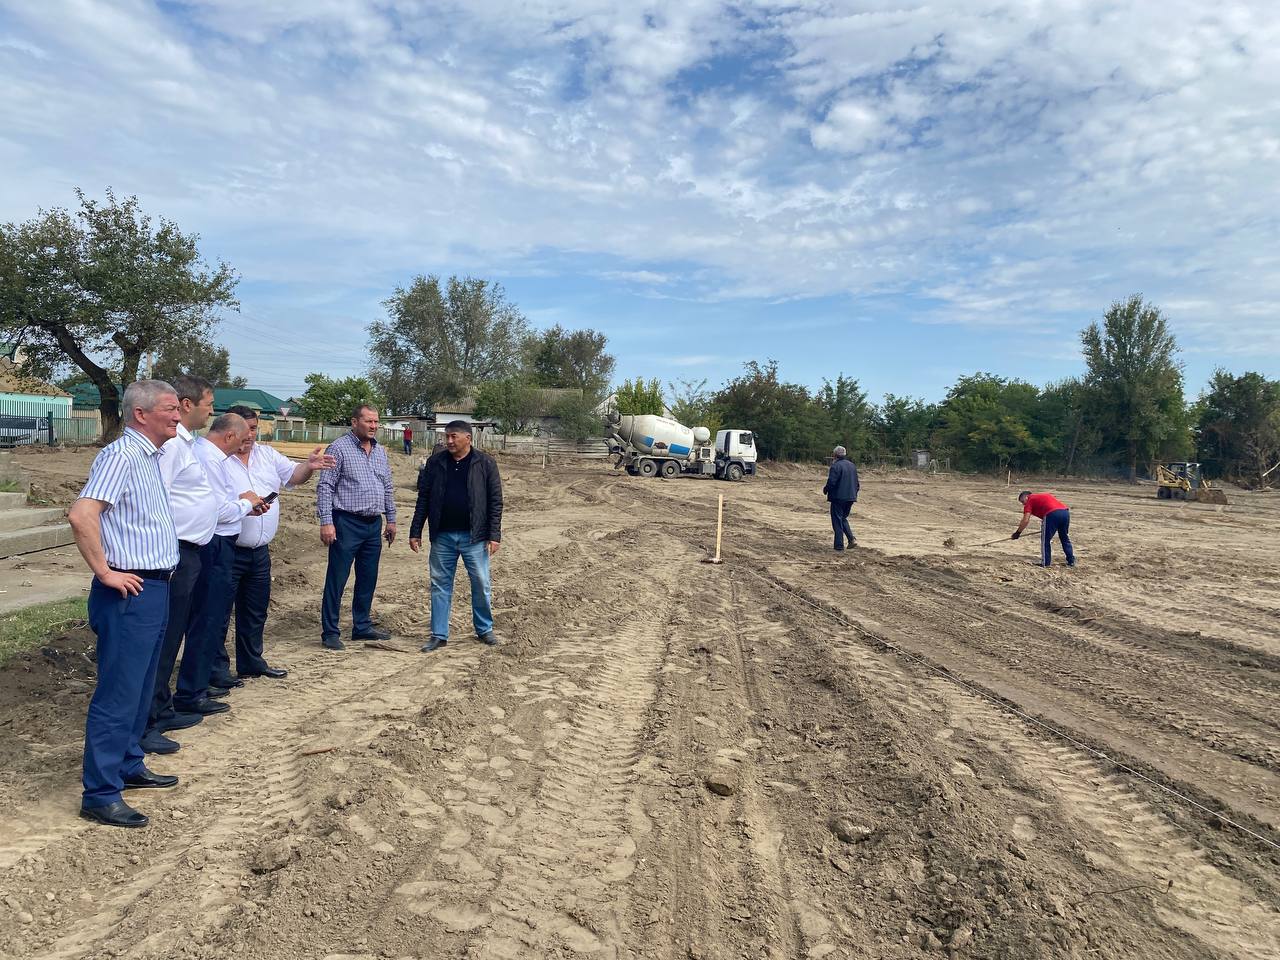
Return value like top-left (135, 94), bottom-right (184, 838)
top-left (0, 359), bottom-right (73, 419)
top-left (434, 388), bottom-right (585, 436)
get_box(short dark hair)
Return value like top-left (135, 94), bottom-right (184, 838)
top-left (172, 374), bottom-right (213, 405)
top-left (227, 404), bottom-right (259, 421)
top-left (444, 419), bottom-right (473, 435)
top-left (1018, 490), bottom-right (1032, 501)
top-left (351, 403), bottom-right (378, 421)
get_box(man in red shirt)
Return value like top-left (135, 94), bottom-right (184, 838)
top-left (1013, 491), bottom-right (1076, 568)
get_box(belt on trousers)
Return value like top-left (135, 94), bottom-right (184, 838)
top-left (108, 567), bottom-right (174, 582)
top-left (334, 509), bottom-right (381, 521)
top-left (179, 539), bottom-right (202, 551)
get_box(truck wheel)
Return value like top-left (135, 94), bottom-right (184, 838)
top-left (639, 459), bottom-right (658, 477)
top-left (660, 459), bottom-right (679, 478)
top-left (726, 463), bottom-right (744, 482)
top-left (1157, 486), bottom-right (1170, 499)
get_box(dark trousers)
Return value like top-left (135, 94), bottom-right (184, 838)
top-left (175, 534), bottom-right (236, 706)
top-left (1042, 508), bottom-right (1075, 566)
top-left (403, 439), bottom-right (412, 455)
top-left (321, 510), bottom-right (383, 640)
top-left (149, 541), bottom-right (202, 729)
top-left (83, 576), bottom-right (170, 808)
top-left (213, 543), bottom-right (272, 678)
top-left (830, 499), bottom-right (855, 550)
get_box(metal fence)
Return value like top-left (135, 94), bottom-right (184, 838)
top-left (270, 423), bottom-right (406, 445)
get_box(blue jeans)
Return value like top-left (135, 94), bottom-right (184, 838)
top-left (830, 499), bottom-right (855, 549)
top-left (84, 576), bottom-right (170, 808)
top-left (1042, 508), bottom-right (1075, 566)
top-left (321, 511), bottom-right (383, 640)
top-left (429, 531), bottom-right (493, 640)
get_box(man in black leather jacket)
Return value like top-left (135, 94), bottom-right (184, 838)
top-left (408, 421), bottom-right (503, 651)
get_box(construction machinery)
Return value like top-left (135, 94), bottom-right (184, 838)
top-left (1154, 462), bottom-right (1229, 504)
top-left (606, 413), bottom-right (757, 481)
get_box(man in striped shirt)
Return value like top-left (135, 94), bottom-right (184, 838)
top-left (316, 404), bottom-right (396, 650)
top-left (67, 380), bottom-right (183, 829)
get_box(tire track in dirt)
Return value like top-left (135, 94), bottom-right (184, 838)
top-left (750, 569), bottom-right (1280, 960)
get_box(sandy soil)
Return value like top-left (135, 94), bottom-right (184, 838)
top-left (0, 447), bottom-right (1277, 960)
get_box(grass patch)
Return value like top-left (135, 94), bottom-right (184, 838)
top-left (0, 596), bottom-right (89, 667)
top-left (0, 479), bottom-right (24, 493)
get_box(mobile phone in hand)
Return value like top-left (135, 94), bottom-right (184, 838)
top-left (261, 491), bottom-right (279, 504)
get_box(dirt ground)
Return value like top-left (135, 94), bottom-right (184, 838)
top-left (0, 446), bottom-right (1277, 960)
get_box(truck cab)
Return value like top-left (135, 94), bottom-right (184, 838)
top-left (714, 429), bottom-right (757, 481)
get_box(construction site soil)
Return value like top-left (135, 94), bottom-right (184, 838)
top-left (1, 447), bottom-right (1277, 960)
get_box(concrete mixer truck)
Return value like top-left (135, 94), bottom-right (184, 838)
top-left (605, 413), bottom-right (757, 480)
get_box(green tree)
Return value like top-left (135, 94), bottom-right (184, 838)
top-left (297, 373), bottom-right (383, 424)
top-left (473, 377), bottom-right (542, 435)
top-left (666, 378), bottom-right (721, 435)
top-left (874, 394), bottom-right (936, 461)
top-left (367, 275), bottom-right (530, 414)
top-left (815, 375), bottom-right (874, 458)
top-left (0, 189), bottom-right (238, 439)
top-left (548, 393), bottom-right (604, 441)
top-left (526, 325), bottom-right (615, 398)
top-left (1195, 370), bottom-right (1280, 487)
top-left (710, 360), bottom-right (823, 460)
top-left (613, 377), bottom-right (665, 416)
top-left (1081, 294), bottom-right (1186, 481)
top-left (153, 333), bottom-right (247, 388)
top-left (932, 374), bottom-right (1045, 471)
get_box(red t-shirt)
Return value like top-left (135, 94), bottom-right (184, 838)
top-left (1022, 493), bottom-right (1067, 519)
top-left (404, 428), bottom-right (413, 440)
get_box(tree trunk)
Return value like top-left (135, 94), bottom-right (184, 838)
top-left (44, 323), bottom-right (123, 443)
top-left (1127, 439), bottom-right (1138, 483)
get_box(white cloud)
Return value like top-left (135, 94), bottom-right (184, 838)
top-left (0, 0), bottom-right (1276, 385)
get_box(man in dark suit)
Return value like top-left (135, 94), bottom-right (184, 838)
top-left (823, 445), bottom-right (860, 551)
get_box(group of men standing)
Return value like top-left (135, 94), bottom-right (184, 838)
top-left (68, 384), bottom-right (506, 828)
top-left (68, 377), bottom-right (333, 828)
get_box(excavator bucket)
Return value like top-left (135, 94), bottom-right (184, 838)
top-left (1192, 487), bottom-right (1229, 505)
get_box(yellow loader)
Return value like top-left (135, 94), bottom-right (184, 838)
top-left (1155, 462), bottom-right (1229, 504)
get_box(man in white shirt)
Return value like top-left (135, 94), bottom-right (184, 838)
top-left (214, 405), bottom-right (334, 681)
top-left (145, 376), bottom-right (225, 754)
top-left (178, 413), bottom-right (267, 714)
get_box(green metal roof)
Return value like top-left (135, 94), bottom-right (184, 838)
top-left (70, 383), bottom-right (284, 419)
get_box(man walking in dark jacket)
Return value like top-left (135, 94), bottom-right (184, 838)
top-left (824, 446), bottom-right (860, 551)
top-left (408, 421), bottom-right (503, 652)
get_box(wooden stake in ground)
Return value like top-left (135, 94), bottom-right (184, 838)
top-left (702, 493), bottom-right (724, 565)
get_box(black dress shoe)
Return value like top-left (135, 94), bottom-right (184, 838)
top-left (207, 686), bottom-right (230, 699)
top-left (239, 666), bottom-right (288, 679)
top-left (80, 800), bottom-right (148, 828)
top-left (181, 698), bottom-right (230, 715)
top-left (352, 627), bottom-right (391, 642)
top-left (154, 712), bottom-right (203, 733)
top-left (478, 632), bottom-right (498, 647)
top-left (322, 636), bottom-right (345, 651)
top-left (421, 636), bottom-right (447, 653)
top-left (123, 767), bottom-right (179, 789)
top-left (141, 730), bottom-right (180, 755)
top-left (211, 675), bottom-right (244, 688)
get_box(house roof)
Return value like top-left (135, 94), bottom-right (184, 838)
top-left (69, 383), bottom-right (285, 418)
top-left (0, 359), bottom-right (70, 398)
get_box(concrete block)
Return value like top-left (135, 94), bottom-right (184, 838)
top-left (0, 507), bottom-right (64, 530)
top-left (0, 523), bottom-right (75, 558)
top-left (0, 491), bottom-right (27, 510)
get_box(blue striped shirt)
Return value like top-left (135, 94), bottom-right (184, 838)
top-left (315, 432), bottom-right (395, 525)
top-left (79, 427), bottom-right (180, 570)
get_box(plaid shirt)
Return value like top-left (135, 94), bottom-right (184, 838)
top-left (315, 431), bottom-right (396, 525)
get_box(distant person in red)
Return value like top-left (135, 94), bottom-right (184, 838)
top-left (403, 426), bottom-right (413, 456)
top-left (1013, 491), bottom-right (1075, 568)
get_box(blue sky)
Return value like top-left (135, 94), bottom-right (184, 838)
top-left (2, 1), bottom-right (1278, 403)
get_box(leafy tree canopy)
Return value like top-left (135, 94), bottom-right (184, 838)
top-left (613, 377), bottom-right (665, 416)
top-left (0, 188), bottom-right (238, 439)
top-left (153, 333), bottom-right (247, 388)
top-left (297, 373), bottom-right (384, 424)
top-left (526, 325), bottom-right (615, 399)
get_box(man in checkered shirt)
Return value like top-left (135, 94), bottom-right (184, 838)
top-left (316, 404), bottom-right (396, 650)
